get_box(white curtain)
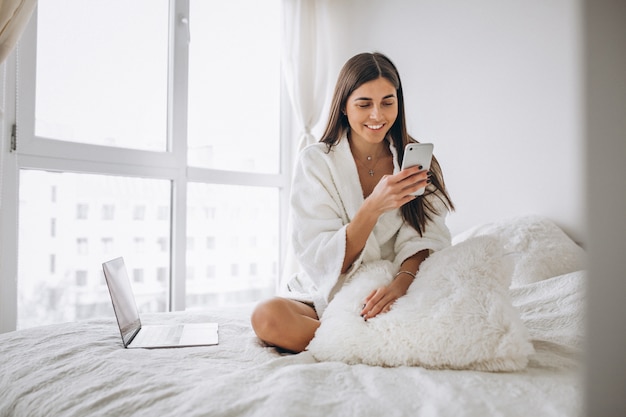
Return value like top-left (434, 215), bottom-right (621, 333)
top-left (282, 0), bottom-right (330, 151)
top-left (0, 0), bottom-right (37, 123)
top-left (280, 0), bottom-right (331, 288)
top-left (0, 0), bottom-right (36, 64)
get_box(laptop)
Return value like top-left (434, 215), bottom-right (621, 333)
top-left (102, 257), bottom-right (219, 349)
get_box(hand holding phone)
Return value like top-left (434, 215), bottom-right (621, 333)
top-left (401, 143), bottom-right (434, 196)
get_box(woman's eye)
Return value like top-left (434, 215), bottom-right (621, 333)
top-left (357, 104), bottom-right (371, 109)
top-left (383, 101), bottom-right (395, 106)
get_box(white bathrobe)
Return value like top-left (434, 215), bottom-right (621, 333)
top-left (286, 135), bottom-right (452, 317)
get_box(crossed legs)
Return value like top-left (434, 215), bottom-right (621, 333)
top-left (251, 297), bottom-right (320, 353)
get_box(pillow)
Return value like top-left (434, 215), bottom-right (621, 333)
top-left (307, 236), bottom-right (535, 371)
top-left (452, 215), bottom-right (586, 287)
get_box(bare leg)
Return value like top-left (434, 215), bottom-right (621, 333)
top-left (250, 297), bottom-right (320, 353)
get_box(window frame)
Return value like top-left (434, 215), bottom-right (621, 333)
top-left (0, 0), bottom-right (291, 333)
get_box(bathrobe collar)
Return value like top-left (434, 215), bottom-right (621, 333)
top-left (332, 134), bottom-right (405, 263)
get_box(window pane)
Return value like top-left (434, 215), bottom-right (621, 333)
top-left (34, 0), bottom-right (169, 151)
top-left (186, 184), bottom-right (278, 309)
top-left (17, 170), bottom-right (171, 329)
top-left (187, 0), bottom-right (281, 173)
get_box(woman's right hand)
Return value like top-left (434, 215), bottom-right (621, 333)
top-left (366, 166), bottom-right (430, 214)
top-left (342, 166), bottom-right (429, 274)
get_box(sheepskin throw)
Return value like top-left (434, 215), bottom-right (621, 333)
top-left (307, 236), bottom-right (535, 371)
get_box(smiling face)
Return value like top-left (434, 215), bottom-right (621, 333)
top-left (344, 77), bottom-right (398, 148)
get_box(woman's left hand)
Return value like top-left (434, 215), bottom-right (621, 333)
top-left (360, 273), bottom-right (414, 320)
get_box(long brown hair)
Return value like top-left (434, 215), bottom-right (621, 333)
top-left (320, 52), bottom-right (454, 235)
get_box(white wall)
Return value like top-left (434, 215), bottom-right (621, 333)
top-left (322, 0), bottom-right (584, 242)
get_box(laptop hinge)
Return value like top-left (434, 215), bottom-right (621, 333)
top-left (126, 327), bottom-right (141, 347)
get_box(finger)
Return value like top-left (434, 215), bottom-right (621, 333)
top-left (393, 165), bottom-right (423, 182)
top-left (400, 164), bottom-right (423, 175)
top-left (362, 288), bottom-right (388, 317)
top-left (362, 289), bottom-right (383, 310)
top-left (397, 168), bottom-right (427, 187)
top-left (401, 168), bottom-right (429, 184)
top-left (379, 298), bottom-right (396, 315)
top-left (404, 179), bottom-right (429, 195)
top-left (362, 289), bottom-right (379, 311)
top-left (365, 294), bottom-right (395, 319)
top-left (401, 172), bottom-right (432, 195)
top-left (361, 291), bottom-right (375, 315)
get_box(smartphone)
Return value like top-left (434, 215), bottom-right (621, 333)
top-left (401, 143), bottom-right (434, 196)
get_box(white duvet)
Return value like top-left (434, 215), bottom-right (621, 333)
top-left (0, 271), bottom-right (584, 417)
top-left (0, 216), bottom-right (586, 417)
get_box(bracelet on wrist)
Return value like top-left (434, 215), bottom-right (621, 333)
top-left (394, 270), bottom-right (417, 280)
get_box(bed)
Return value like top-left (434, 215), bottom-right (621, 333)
top-left (0, 215), bottom-right (586, 417)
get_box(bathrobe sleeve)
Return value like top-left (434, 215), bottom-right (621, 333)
top-left (289, 145), bottom-right (351, 310)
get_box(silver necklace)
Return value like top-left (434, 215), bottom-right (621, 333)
top-left (354, 149), bottom-right (385, 176)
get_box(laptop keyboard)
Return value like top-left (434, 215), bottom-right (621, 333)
top-left (133, 325), bottom-right (184, 346)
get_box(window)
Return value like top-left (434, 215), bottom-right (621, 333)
top-left (186, 267), bottom-right (195, 280)
top-left (206, 265), bottom-right (216, 279)
top-left (186, 183), bottom-right (278, 309)
top-left (4, 0), bottom-right (286, 331)
top-left (133, 237), bottom-right (146, 253)
top-left (18, 171), bottom-right (171, 326)
top-left (133, 269), bottom-right (145, 284)
top-left (34, 1), bottom-right (169, 150)
top-left (102, 237), bottom-right (114, 253)
top-left (157, 237), bottom-right (169, 252)
top-left (157, 206), bottom-right (169, 221)
top-left (76, 270), bottom-right (88, 287)
top-left (186, 1), bottom-right (280, 173)
top-left (156, 267), bottom-right (168, 283)
top-left (133, 205), bottom-right (146, 221)
top-left (76, 237), bottom-right (89, 255)
top-left (76, 204), bottom-right (89, 220)
top-left (101, 205), bottom-right (115, 221)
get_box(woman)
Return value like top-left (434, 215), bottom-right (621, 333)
top-left (251, 52), bottom-right (454, 353)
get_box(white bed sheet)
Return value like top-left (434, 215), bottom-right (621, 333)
top-left (0, 269), bottom-right (584, 417)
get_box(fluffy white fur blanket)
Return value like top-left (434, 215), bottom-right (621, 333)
top-left (307, 236), bottom-right (535, 371)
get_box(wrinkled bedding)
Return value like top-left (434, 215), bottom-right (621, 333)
top-left (0, 216), bottom-right (586, 417)
top-left (0, 271), bottom-right (584, 417)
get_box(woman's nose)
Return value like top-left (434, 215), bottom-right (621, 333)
top-left (369, 105), bottom-right (380, 119)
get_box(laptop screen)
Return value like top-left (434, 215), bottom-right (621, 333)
top-left (102, 257), bottom-right (142, 347)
